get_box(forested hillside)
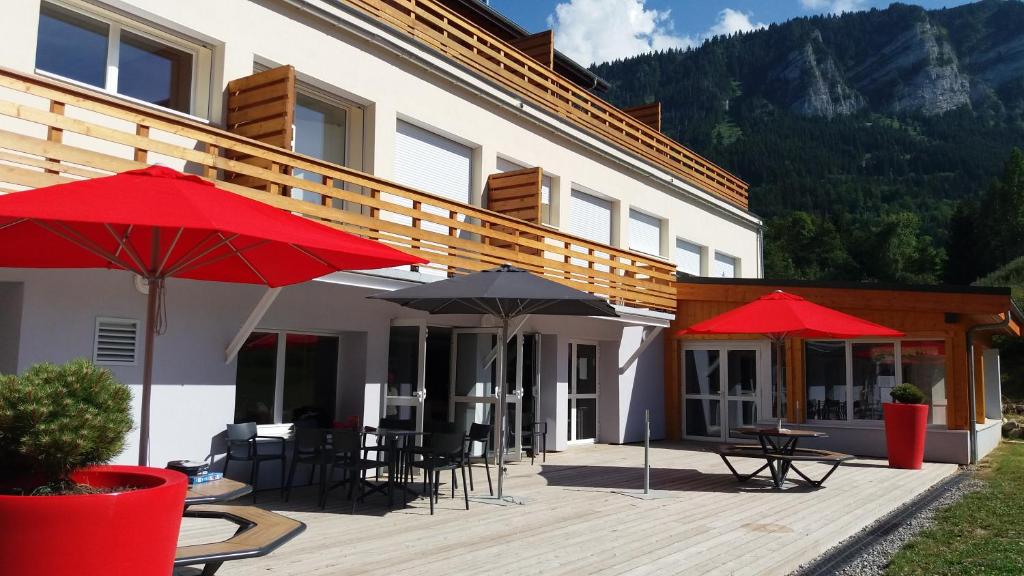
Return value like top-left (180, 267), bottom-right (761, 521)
top-left (591, 0), bottom-right (1024, 284)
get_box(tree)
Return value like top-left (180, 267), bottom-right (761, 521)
top-left (981, 148), bottom-right (1024, 270)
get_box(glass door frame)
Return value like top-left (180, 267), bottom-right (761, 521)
top-left (681, 340), bottom-right (772, 443)
top-left (449, 328), bottom-right (527, 463)
top-left (568, 340), bottom-right (599, 445)
top-left (385, 318), bottom-right (430, 436)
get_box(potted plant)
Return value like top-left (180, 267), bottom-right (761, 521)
top-left (0, 359), bottom-right (187, 576)
top-left (883, 383), bottom-right (929, 469)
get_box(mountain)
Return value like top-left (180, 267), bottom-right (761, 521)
top-left (592, 0), bottom-right (1024, 282)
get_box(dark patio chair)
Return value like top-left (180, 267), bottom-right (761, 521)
top-left (411, 431), bottom-right (469, 515)
top-left (284, 426), bottom-right (330, 502)
top-left (465, 422), bottom-right (492, 495)
top-left (321, 430), bottom-right (382, 513)
top-left (223, 422), bottom-right (286, 503)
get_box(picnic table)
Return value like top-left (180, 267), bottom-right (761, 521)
top-left (176, 477), bottom-right (305, 575)
top-left (719, 426), bottom-right (853, 489)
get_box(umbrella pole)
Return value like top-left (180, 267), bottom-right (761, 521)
top-left (775, 339), bottom-right (784, 423)
top-left (497, 316), bottom-right (509, 500)
top-left (138, 277), bottom-right (158, 466)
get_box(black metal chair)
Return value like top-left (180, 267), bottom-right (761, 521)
top-left (529, 421), bottom-right (548, 465)
top-left (465, 423), bottom-right (493, 495)
top-left (223, 422), bottom-right (286, 502)
top-left (284, 426), bottom-right (330, 502)
top-left (321, 430), bottom-right (382, 513)
top-left (411, 431), bottom-right (469, 515)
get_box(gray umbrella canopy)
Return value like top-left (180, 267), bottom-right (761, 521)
top-left (369, 264), bottom-right (619, 318)
top-left (369, 264), bottom-right (618, 500)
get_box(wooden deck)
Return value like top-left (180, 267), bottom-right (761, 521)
top-left (175, 442), bottom-right (956, 576)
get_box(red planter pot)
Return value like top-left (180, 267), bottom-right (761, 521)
top-left (0, 465), bottom-right (187, 576)
top-left (883, 402), bottom-right (929, 469)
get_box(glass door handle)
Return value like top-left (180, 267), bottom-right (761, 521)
top-left (415, 389), bottom-right (427, 402)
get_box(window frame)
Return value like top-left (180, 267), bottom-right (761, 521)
top-left (234, 328), bottom-right (342, 425)
top-left (803, 338), bottom-right (948, 427)
top-left (713, 251), bottom-right (739, 278)
top-left (35, 0), bottom-right (212, 119)
top-left (676, 237), bottom-right (706, 276)
top-left (627, 207), bottom-right (664, 258)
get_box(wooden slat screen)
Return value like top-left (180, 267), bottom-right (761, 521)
top-left (486, 167), bottom-right (542, 255)
top-left (224, 65), bottom-right (296, 192)
top-left (0, 67), bottom-right (677, 312)
top-left (623, 102), bottom-right (661, 132)
top-left (509, 30), bottom-right (554, 68)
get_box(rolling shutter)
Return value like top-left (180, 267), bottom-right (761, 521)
top-left (393, 120), bottom-right (472, 204)
top-left (568, 189), bottom-right (612, 245)
top-left (224, 65), bottom-right (296, 192)
top-left (676, 239), bottom-right (702, 276)
top-left (629, 209), bottom-right (661, 256)
top-left (714, 252), bottom-right (738, 278)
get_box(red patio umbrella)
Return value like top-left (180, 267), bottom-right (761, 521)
top-left (0, 166), bottom-right (426, 465)
top-left (677, 290), bottom-right (904, 419)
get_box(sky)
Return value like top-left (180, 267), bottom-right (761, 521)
top-left (485, 0), bottom-right (976, 66)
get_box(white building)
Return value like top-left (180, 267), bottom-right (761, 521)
top-left (0, 0), bottom-right (762, 470)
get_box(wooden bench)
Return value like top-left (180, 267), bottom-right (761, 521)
top-left (718, 444), bottom-right (854, 489)
top-left (175, 504), bottom-right (306, 576)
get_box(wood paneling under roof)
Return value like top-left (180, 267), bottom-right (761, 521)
top-left (486, 167), bottom-right (542, 255)
top-left (509, 30), bottom-right (554, 68)
top-left (623, 102), bottom-right (662, 132)
top-left (224, 65), bottom-right (296, 192)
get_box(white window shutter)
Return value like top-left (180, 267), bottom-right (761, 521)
top-left (94, 317), bottom-right (140, 366)
top-left (676, 239), bottom-right (703, 276)
top-left (714, 252), bottom-right (738, 278)
top-left (568, 189), bottom-right (612, 245)
top-left (629, 209), bottom-right (661, 256)
top-left (393, 120), bottom-right (472, 204)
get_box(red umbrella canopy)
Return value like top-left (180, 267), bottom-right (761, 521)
top-left (677, 290), bottom-right (904, 339)
top-left (0, 166), bottom-right (425, 285)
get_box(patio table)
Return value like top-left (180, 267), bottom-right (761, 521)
top-left (727, 426), bottom-right (829, 488)
top-left (371, 428), bottom-right (429, 507)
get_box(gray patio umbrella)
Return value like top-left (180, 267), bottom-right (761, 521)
top-left (369, 264), bottom-right (618, 499)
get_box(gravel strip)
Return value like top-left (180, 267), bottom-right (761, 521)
top-left (791, 468), bottom-right (985, 576)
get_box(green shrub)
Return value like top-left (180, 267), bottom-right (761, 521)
top-left (0, 359), bottom-right (134, 493)
top-left (891, 382), bottom-right (926, 404)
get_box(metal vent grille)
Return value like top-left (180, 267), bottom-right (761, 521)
top-left (93, 318), bottom-right (139, 366)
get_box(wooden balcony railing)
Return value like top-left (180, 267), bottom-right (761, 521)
top-left (341, 0), bottom-right (749, 208)
top-left (0, 68), bottom-right (677, 312)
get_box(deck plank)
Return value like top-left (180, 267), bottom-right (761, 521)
top-left (175, 442), bottom-right (956, 576)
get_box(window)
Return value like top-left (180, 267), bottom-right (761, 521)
top-left (292, 91), bottom-right (348, 204)
top-left (496, 157), bottom-right (554, 225)
top-left (805, 340), bottom-right (946, 425)
top-left (567, 189), bottom-right (612, 245)
top-left (714, 252), bottom-right (738, 278)
top-left (628, 209), bottom-right (662, 256)
top-left (676, 238), bottom-right (704, 276)
top-left (234, 332), bottom-right (339, 425)
top-left (35, 2), bottom-right (208, 115)
top-left (902, 341), bottom-right (947, 425)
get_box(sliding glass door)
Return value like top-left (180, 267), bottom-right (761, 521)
top-left (682, 341), bottom-right (770, 442)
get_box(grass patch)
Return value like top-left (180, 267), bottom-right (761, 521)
top-left (885, 442), bottom-right (1024, 575)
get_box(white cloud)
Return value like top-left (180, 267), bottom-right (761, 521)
top-left (800, 0), bottom-right (868, 14)
top-left (706, 8), bottom-right (767, 38)
top-left (547, 0), bottom-right (694, 66)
